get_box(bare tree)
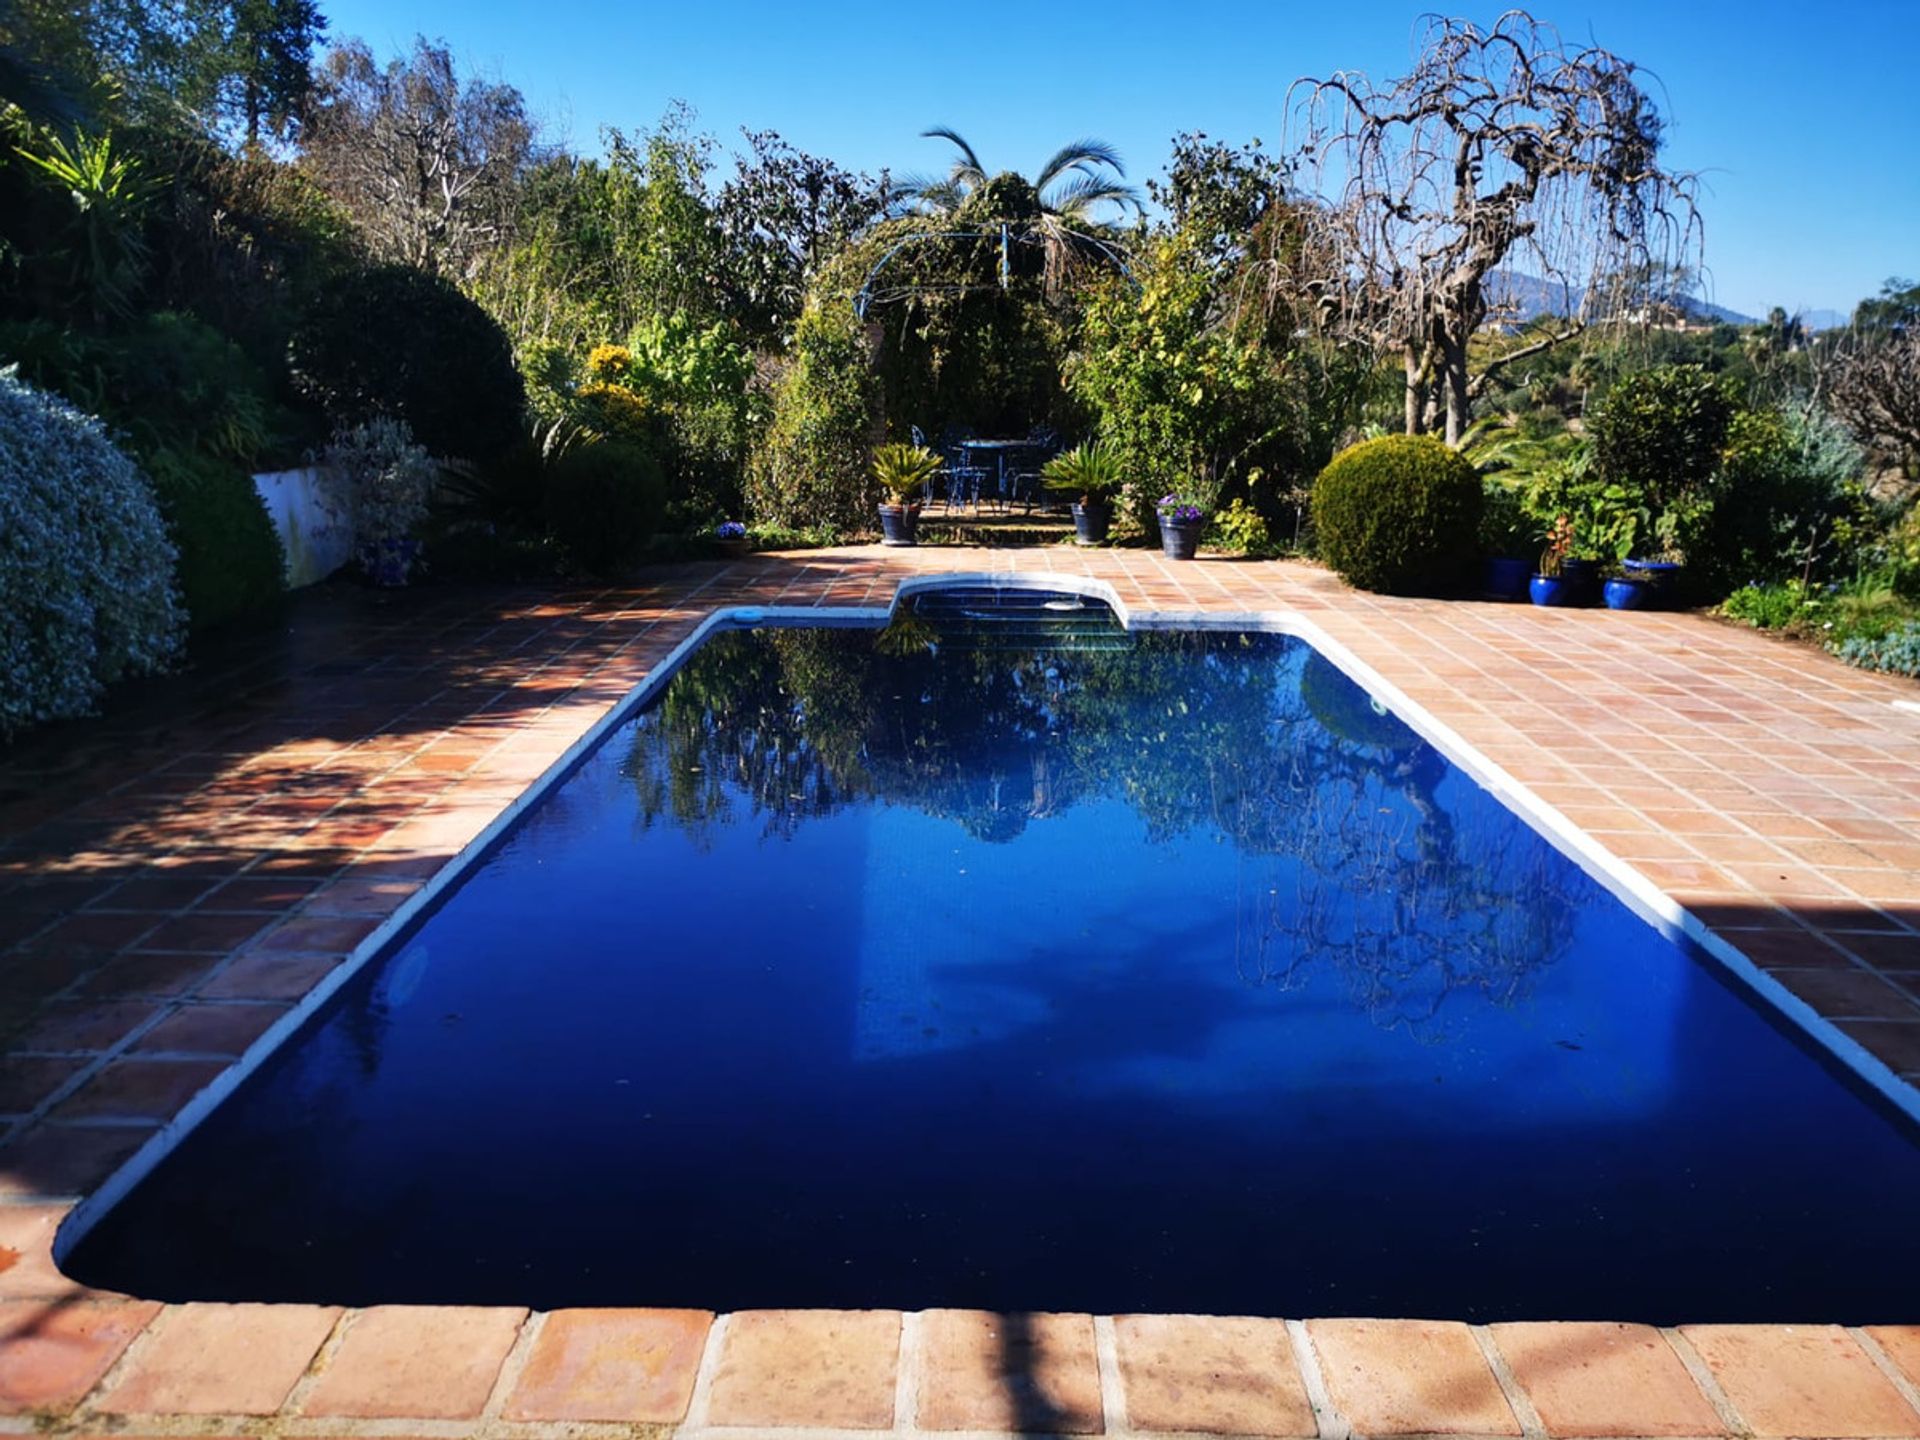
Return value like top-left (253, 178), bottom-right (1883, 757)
top-left (300, 36), bottom-right (535, 275)
top-left (1828, 330), bottom-right (1920, 479)
top-left (1285, 11), bottom-right (1703, 443)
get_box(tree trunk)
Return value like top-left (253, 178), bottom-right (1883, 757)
top-left (1403, 346), bottom-right (1427, 435)
top-left (1440, 328), bottom-right (1470, 446)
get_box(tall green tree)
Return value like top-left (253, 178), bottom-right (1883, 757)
top-left (713, 127), bottom-right (888, 343)
top-left (204, 0), bottom-right (325, 145)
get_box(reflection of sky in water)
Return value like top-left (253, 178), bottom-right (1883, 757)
top-left (66, 618), bottom-right (1920, 1321)
top-left (852, 796), bottom-right (1675, 1125)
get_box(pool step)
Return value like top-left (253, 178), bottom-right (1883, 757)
top-left (908, 587), bottom-right (1130, 651)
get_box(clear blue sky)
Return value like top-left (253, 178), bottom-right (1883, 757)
top-left (318, 0), bottom-right (1916, 321)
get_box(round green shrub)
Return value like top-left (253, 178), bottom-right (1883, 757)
top-left (1311, 435), bottom-right (1483, 594)
top-left (1590, 364), bottom-right (1733, 500)
top-left (545, 439), bottom-right (666, 573)
top-left (0, 372), bottom-right (184, 738)
top-left (145, 448), bottom-right (286, 632)
top-left (288, 264), bottom-right (525, 464)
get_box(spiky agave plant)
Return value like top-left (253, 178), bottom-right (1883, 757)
top-left (872, 442), bottom-right (943, 506)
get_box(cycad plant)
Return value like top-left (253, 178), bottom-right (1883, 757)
top-left (1040, 442), bottom-right (1124, 505)
top-left (872, 442), bottom-right (943, 506)
top-left (895, 128), bottom-right (1144, 224)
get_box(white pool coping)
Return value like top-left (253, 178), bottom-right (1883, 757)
top-left (55, 571), bottom-right (1920, 1262)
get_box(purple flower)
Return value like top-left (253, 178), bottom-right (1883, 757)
top-left (1157, 498), bottom-right (1204, 524)
top-left (716, 521), bottom-right (747, 539)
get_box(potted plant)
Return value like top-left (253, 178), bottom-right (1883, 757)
top-left (1041, 442), bottom-right (1123, 545)
top-left (1530, 514), bottom-right (1577, 606)
top-left (714, 520), bottom-right (750, 557)
top-left (1156, 492), bottom-right (1206, 560)
top-left (1479, 479), bottom-right (1534, 601)
top-left (1603, 568), bottom-right (1652, 610)
top-left (1622, 505), bottom-right (1697, 608)
top-left (872, 442), bottom-right (942, 547)
top-left (321, 418), bottom-right (436, 588)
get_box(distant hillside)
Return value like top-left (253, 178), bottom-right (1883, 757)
top-left (1486, 270), bottom-right (1758, 327)
top-left (1800, 309), bottom-right (1849, 332)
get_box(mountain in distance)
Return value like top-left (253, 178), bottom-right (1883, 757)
top-left (1798, 308), bottom-right (1849, 332)
top-left (1486, 269), bottom-right (1759, 327)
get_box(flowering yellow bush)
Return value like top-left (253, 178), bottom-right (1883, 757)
top-left (576, 381), bottom-right (658, 443)
top-left (585, 344), bottom-right (632, 382)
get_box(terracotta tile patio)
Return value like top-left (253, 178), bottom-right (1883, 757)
top-left (2, 545), bottom-right (1920, 1436)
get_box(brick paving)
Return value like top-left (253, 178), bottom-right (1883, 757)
top-left (0, 545), bottom-right (1918, 1436)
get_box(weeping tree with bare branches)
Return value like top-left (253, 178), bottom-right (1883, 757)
top-left (1285, 11), bottom-right (1703, 443)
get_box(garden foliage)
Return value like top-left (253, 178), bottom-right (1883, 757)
top-left (748, 303), bottom-right (879, 533)
top-left (0, 313), bottom-right (288, 631)
top-left (0, 372), bottom-right (184, 737)
top-left (544, 439), bottom-right (667, 573)
top-left (1312, 435), bottom-right (1483, 594)
top-left (289, 264), bottom-right (526, 464)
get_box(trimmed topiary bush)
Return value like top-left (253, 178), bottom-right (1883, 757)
top-left (0, 371), bottom-right (184, 738)
top-left (288, 264), bottom-right (525, 464)
top-left (1312, 434), bottom-right (1483, 594)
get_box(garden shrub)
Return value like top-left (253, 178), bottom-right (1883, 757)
top-left (1311, 435), bottom-right (1483, 594)
top-left (1590, 365), bottom-right (1734, 498)
top-left (144, 447), bottom-right (287, 632)
top-left (1206, 498), bottom-right (1273, 555)
top-left (1696, 400), bottom-right (1873, 597)
top-left (748, 303), bottom-right (880, 533)
top-left (1583, 364), bottom-right (1732, 566)
top-left (1834, 622), bottom-right (1920, 677)
top-left (545, 439), bottom-right (666, 572)
top-left (1720, 581), bottom-right (1814, 631)
top-left (1479, 477), bottom-right (1536, 559)
top-left (0, 313), bottom-right (290, 631)
top-left (288, 264), bottom-right (526, 464)
top-left (0, 372), bottom-right (184, 738)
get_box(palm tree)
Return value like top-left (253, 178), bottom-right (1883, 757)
top-left (894, 126), bottom-right (1143, 225)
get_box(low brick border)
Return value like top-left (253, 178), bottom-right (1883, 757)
top-left (4, 547), bottom-right (1920, 1435)
top-left (1, 1303), bottom-right (1919, 1436)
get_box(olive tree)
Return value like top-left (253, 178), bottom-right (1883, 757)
top-left (1285, 11), bottom-right (1703, 443)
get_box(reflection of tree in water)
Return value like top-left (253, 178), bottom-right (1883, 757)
top-left (623, 625), bottom-right (1097, 845)
top-left (621, 623), bottom-right (1585, 1032)
top-left (1238, 656), bottom-right (1585, 1037)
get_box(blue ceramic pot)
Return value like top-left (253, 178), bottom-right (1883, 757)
top-left (1529, 574), bottom-right (1574, 606)
top-left (1560, 557), bottom-right (1601, 601)
top-left (1483, 557), bottom-right (1531, 600)
top-left (1624, 559), bottom-right (1682, 608)
top-left (1604, 577), bottom-right (1651, 610)
top-left (367, 537), bottom-right (421, 588)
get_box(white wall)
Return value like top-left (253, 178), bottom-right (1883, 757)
top-left (254, 466), bottom-right (352, 589)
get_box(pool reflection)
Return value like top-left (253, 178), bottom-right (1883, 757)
top-left (64, 613), bottom-right (1920, 1320)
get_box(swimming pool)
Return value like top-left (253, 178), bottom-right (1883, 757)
top-left (62, 586), bottom-right (1920, 1320)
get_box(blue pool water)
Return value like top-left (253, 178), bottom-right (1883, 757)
top-left (64, 590), bottom-right (1920, 1319)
